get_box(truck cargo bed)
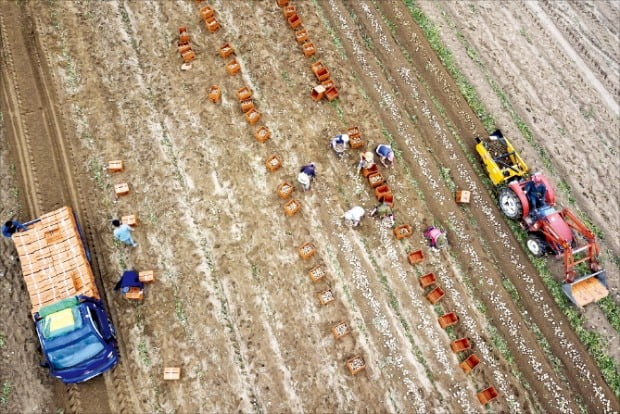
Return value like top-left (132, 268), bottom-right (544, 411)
top-left (13, 207), bottom-right (99, 314)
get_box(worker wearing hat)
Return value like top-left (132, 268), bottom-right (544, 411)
top-left (357, 151), bottom-right (376, 173)
top-left (376, 144), bottom-right (395, 168)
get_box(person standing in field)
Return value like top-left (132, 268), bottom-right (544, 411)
top-left (112, 219), bottom-right (138, 247)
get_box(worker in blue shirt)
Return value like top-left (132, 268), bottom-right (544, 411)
top-left (112, 219), bottom-right (138, 247)
top-left (297, 162), bottom-right (317, 191)
top-left (114, 270), bottom-right (144, 294)
top-left (375, 144), bottom-right (395, 168)
top-left (2, 220), bottom-right (27, 238)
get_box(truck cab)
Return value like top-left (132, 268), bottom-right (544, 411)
top-left (35, 296), bottom-right (118, 384)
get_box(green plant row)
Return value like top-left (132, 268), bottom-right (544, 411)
top-left (402, 0), bottom-right (619, 397)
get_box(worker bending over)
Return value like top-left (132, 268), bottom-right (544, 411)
top-left (357, 151), bottom-right (376, 174)
top-left (375, 144), bottom-right (395, 168)
top-left (330, 134), bottom-right (350, 156)
top-left (343, 206), bottom-right (365, 227)
top-left (298, 162), bottom-right (317, 191)
top-left (370, 202), bottom-right (395, 227)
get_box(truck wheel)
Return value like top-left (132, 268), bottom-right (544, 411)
top-left (526, 235), bottom-right (546, 257)
top-left (499, 188), bottom-right (522, 220)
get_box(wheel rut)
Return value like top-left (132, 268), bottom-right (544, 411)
top-left (0, 1), bottom-right (138, 413)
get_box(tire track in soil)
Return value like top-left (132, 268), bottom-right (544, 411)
top-left (1, 1), bottom-right (139, 413)
top-left (540, 0), bottom-right (620, 99)
top-left (528, 1), bottom-right (619, 115)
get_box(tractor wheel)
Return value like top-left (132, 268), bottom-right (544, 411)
top-left (526, 235), bottom-right (546, 257)
top-left (498, 187), bottom-right (522, 220)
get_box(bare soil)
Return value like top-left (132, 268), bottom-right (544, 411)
top-left (1, 1), bottom-right (618, 413)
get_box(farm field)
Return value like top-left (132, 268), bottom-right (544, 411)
top-left (0, 0), bottom-right (618, 413)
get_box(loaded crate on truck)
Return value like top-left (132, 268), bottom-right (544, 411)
top-left (12, 206), bottom-right (119, 383)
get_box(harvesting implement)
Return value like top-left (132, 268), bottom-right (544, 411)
top-left (475, 130), bottom-right (608, 307)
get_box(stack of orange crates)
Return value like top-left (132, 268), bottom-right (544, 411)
top-left (12, 206), bottom-right (98, 314)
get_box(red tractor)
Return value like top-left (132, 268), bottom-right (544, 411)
top-left (476, 130), bottom-right (608, 306)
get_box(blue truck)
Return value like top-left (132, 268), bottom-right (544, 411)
top-left (12, 206), bottom-right (119, 383)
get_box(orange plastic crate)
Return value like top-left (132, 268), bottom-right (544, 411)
top-left (302, 41), bottom-right (316, 57)
top-left (477, 386), bottom-right (498, 405)
top-left (114, 183), bottom-right (130, 196)
top-left (456, 190), bottom-right (471, 204)
top-left (460, 354), bottom-right (480, 374)
top-left (311, 85), bottom-right (326, 101)
top-left (277, 182), bottom-right (294, 200)
top-left (325, 87), bottom-right (338, 101)
top-left (182, 50), bottom-right (196, 63)
top-left (240, 99), bottom-right (255, 113)
top-left (367, 172), bottom-right (384, 188)
top-left (226, 59), bottom-right (240, 75)
top-left (125, 287), bottom-right (143, 301)
top-left (298, 242), bottom-right (316, 260)
top-left (208, 85), bottom-right (221, 103)
top-left (199, 5), bottom-right (214, 20)
top-left (426, 286), bottom-right (445, 304)
top-left (288, 13), bottom-right (302, 29)
top-left (138, 270), bottom-right (155, 283)
top-left (349, 135), bottom-right (364, 149)
top-left (219, 43), bottom-right (234, 58)
top-left (256, 126), bottom-right (271, 143)
top-left (438, 312), bottom-right (458, 329)
top-left (237, 86), bottom-right (252, 101)
top-left (308, 265), bottom-right (326, 283)
top-left (408, 250), bottom-right (424, 265)
top-left (418, 272), bottom-right (437, 289)
top-left (163, 367), bottom-right (181, 380)
top-left (450, 337), bottom-right (471, 353)
top-left (393, 224), bottom-right (412, 239)
top-left (346, 355), bottom-right (366, 375)
top-left (374, 184), bottom-right (391, 200)
top-left (284, 199), bottom-right (301, 217)
top-left (332, 321), bottom-right (351, 339)
top-left (317, 289), bottom-right (335, 305)
top-left (283, 5), bottom-right (295, 18)
top-left (295, 28), bottom-right (308, 44)
top-left (206, 18), bottom-right (220, 32)
top-left (245, 109), bottom-right (261, 125)
top-left (347, 126), bottom-right (361, 138)
top-left (265, 154), bottom-right (281, 171)
top-left (121, 214), bottom-right (138, 227)
top-left (108, 160), bottom-right (123, 173)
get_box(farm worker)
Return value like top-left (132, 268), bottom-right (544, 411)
top-left (343, 206), bottom-right (365, 227)
top-left (114, 270), bottom-right (144, 294)
top-left (357, 151), bottom-right (376, 173)
top-left (297, 162), bottom-right (317, 191)
top-left (2, 220), bottom-right (27, 238)
top-left (370, 202), bottom-right (394, 227)
top-left (112, 219), bottom-right (138, 247)
top-left (375, 144), bottom-right (395, 168)
top-left (330, 134), bottom-right (350, 156)
top-left (424, 226), bottom-right (447, 250)
top-left (524, 177), bottom-right (547, 211)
